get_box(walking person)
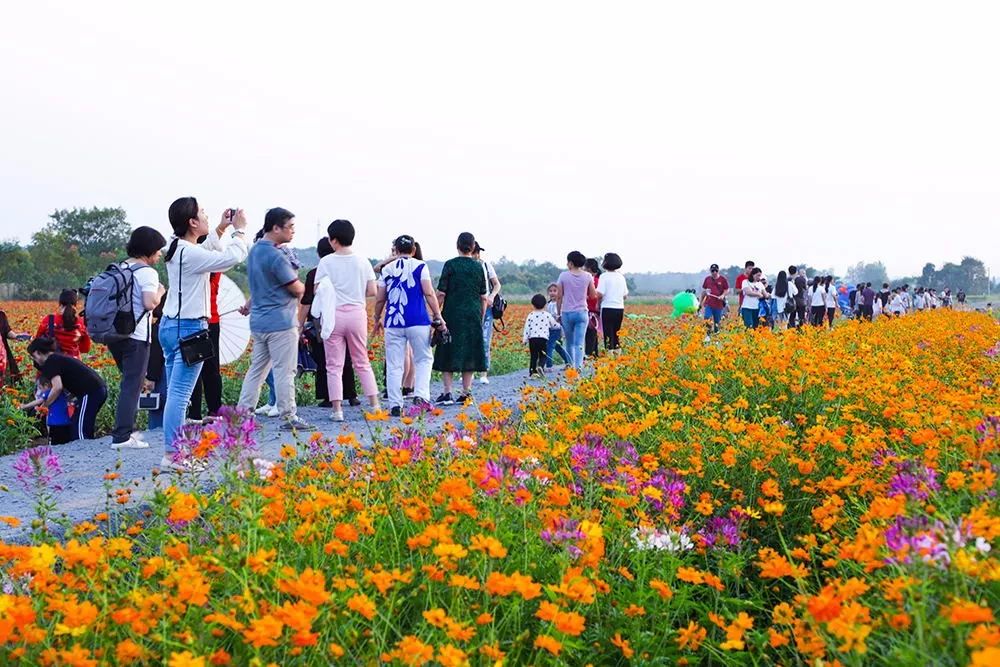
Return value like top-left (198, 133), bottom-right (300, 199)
top-left (740, 268), bottom-right (766, 329)
top-left (34, 289), bottom-right (91, 359)
top-left (27, 337), bottom-right (107, 442)
top-left (700, 263), bottom-right (729, 334)
top-left (823, 276), bottom-right (837, 328)
top-left (0, 311), bottom-right (28, 384)
top-left (372, 234), bottom-right (444, 416)
top-left (236, 208), bottom-right (314, 431)
top-left (583, 258), bottom-right (602, 358)
top-left (860, 282), bottom-right (875, 321)
top-left (314, 219), bottom-right (381, 421)
top-left (472, 242), bottom-right (502, 385)
top-left (433, 232), bottom-right (488, 404)
top-left (788, 265), bottom-right (808, 329)
top-left (597, 252), bottom-right (628, 351)
top-left (107, 226), bottom-right (167, 451)
top-left (544, 283), bottom-right (570, 368)
top-left (809, 277), bottom-right (827, 326)
top-left (160, 198), bottom-right (249, 472)
top-left (299, 237), bottom-right (359, 409)
top-left (524, 294), bottom-right (560, 377)
top-left (557, 251), bottom-right (599, 368)
top-left (734, 261), bottom-right (755, 311)
top-left (773, 270), bottom-right (790, 329)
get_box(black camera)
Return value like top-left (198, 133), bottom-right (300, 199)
top-left (226, 208), bottom-right (238, 220)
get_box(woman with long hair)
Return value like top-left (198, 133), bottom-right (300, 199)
top-left (34, 289), bottom-right (91, 359)
top-left (809, 276), bottom-right (826, 326)
top-left (159, 197), bottom-right (249, 472)
top-left (773, 270), bottom-right (790, 329)
top-left (740, 268), bottom-right (766, 329)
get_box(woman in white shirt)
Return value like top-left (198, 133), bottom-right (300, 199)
top-left (740, 267), bottom-right (766, 329)
top-left (809, 277), bottom-right (827, 327)
top-left (773, 270), bottom-right (791, 329)
top-left (596, 253), bottom-right (628, 351)
top-left (314, 219), bottom-right (381, 421)
top-left (160, 198), bottom-right (249, 470)
top-left (823, 276), bottom-right (837, 328)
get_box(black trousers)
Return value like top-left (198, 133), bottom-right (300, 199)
top-left (108, 338), bottom-right (150, 443)
top-left (308, 328), bottom-right (356, 402)
top-left (49, 424), bottom-right (74, 445)
top-left (810, 306), bottom-right (826, 326)
top-left (826, 307), bottom-right (835, 327)
top-left (528, 337), bottom-right (547, 373)
top-left (189, 323), bottom-right (223, 420)
top-left (788, 302), bottom-right (807, 328)
top-left (72, 386), bottom-right (107, 441)
top-left (585, 314), bottom-right (599, 358)
top-left (601, 308), bottom-right (624, 350)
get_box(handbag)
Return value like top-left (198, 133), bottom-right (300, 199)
top-left (175, 248), bottom-right (217, 366)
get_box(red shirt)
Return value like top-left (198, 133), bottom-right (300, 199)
top-left (702, 275), bottom-right (729, 307)
top-left (208, 273), bottom-right (221, 324)
top-left (587, 274), bottom-right (600, 312)
top-left (35, 313), bottom-right (92, 359)
top-left (734, 273), bottom-right (748, 306)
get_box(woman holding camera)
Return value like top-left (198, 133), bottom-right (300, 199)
top-left (159, 198), bottom-right (248, 471)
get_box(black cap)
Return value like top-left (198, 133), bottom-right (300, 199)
top-left (710, 263), bottom-right (719, 271)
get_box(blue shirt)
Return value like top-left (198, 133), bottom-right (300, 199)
top-left (381, 257), bottom-right (432, 328)
top-left (43, 390), bottom-right (71, 426)
top-left (247, 239), bottom-right (299, 333)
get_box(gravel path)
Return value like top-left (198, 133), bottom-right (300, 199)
top-left (0, 369), bottom-right (537, 543)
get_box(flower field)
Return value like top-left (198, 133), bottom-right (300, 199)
top-left (2, 308), bottom-right (1000, 665)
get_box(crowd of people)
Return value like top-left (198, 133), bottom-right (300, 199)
top-left (699, 261), bottom-right (973, 333)
top-left (1, 199), bottom-right (632, 473)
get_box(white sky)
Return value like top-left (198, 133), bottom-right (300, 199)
top-left (2, 1), bottom-right (999, 277)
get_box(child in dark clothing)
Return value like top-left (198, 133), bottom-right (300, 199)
top-left (20, 376), bottom-right (74, 444)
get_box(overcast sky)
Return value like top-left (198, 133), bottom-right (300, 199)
top-left (2, 1), bottom-right (999, 277)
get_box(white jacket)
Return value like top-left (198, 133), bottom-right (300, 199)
top-left (310, 276), bottom-right (339, 340)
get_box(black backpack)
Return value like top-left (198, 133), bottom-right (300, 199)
top-left (491, 293), bottom-right (508, 331)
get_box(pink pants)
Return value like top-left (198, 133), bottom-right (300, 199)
top-left (323, 304), bottom-right (379, 401)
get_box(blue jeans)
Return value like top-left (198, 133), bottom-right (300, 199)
top-left (546, 328), bottom-right (570, 368)
top-left (147, 376), bottom-right (166, 431)
top-left (704, 305), bottom-right (724, 331)
top-left (265, 370), bottom-right (276, 406)
top-left (159, 318), bottom-right (207, 455)
top-left (482, 308), bottom-right (494, 371)
top-left (561, 310), bottom-right (588, 368)
top-left (741, 307), bottom-right (759, 329)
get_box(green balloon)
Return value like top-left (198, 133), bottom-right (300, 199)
top-left (672, 291), bottom-right (698, 318)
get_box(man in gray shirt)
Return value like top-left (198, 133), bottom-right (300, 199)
top-left (237, 208), bottom-right (314, 431)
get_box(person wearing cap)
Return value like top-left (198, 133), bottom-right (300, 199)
top-left (701, 264), bottom-right (729, 334)
top-left (373, 235), bottom-right (444, 416)
top-left (471, 242), bottom-right (502, 384)
top-left (433, 232), bottom-right (488, 405)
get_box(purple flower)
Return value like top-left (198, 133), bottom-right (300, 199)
top-left (13, 446), bottom-right (63, 495)
top-left (888, 460), bottom-right (939, 501)
top-left (541, 517), bottom-right (586, 559)
top-left (697, 510), bottom-right (744, 549)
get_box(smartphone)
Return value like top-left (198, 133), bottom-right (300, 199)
top-left (226, 208), bottom-right (237, 220)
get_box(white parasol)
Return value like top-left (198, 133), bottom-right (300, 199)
top-left (216, 275), bottom-right (250, 365)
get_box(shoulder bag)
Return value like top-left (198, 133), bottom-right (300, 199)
top-left (176, 248), bottom-right (215, 366)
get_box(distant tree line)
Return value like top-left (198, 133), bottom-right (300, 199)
top-left (0, 207), bottom-right (992, 299)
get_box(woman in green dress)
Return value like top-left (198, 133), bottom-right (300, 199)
top-left (433, 232), bottom-right (487, 405)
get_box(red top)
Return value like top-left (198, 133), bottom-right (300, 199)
top-left (0, 339), bottom-right (7, 379)
top-left (702, 275), bottom-right (730, 308)
top-left (734, 273), bottom-right (748, 306)
top-left (209, 273), bottom-right (221, 324)
top-left (587, 274), bottom-right (600, 313)
top-left (35, 313), bottom-right (92, 359)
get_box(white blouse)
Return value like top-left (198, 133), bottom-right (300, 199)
top-left (810, 285), bottom-right (827, 307)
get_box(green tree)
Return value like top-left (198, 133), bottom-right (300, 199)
top-left (846, 261), bottom-right (890, 286)
top-left (47, 207), bottom-right (131, 256)
top-left (0, 240), bottom-right (31, 284)
top-left (26, 229), bottom-right (86, 295)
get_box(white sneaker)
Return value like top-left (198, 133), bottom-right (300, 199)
top-left (158, 455), bottom-right (206, 474)
top-left (255, 405), bottom-right (280, 418)
top-left (112, 436), bottom-right (149, 450)
top-left (479, 376), bottom-right (490, 385)
top-left (330, 411), bottom-right (345, 422)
